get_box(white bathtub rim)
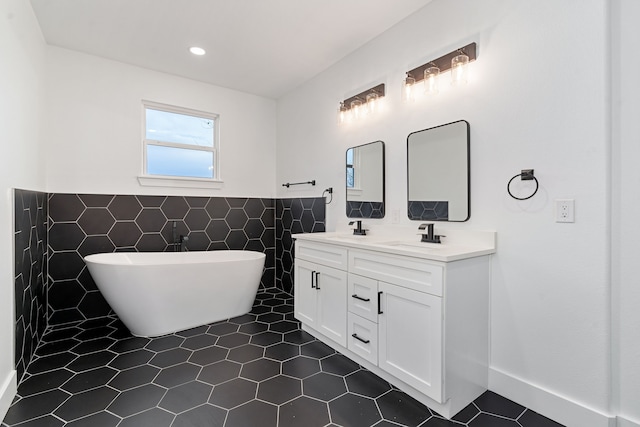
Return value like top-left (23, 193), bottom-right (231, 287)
top-left (84, 249), bottom-right (266, 266)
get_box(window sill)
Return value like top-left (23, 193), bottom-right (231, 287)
top-left (138, 175), bottom-right (224, 189)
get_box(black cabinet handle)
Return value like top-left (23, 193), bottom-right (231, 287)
top-left (351, 333), bottom-right (370, 344)
top-left (351, 294), bottom-right (370, 302)
top-left (315, 272), bottom-right (320, 290)
top-left (311, 270), bottom-right (316, 289)
top-left (378, 291), bottom-right (383, 314)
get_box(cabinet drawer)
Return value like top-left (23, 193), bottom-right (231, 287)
top-left (348, 273), bottom-right (378, 323)
top-left (348, 312), bottom-right (378, 365)
top-left (349, 250), bottom-right (444, 297)
top-left (295, 241), bottom-right (348, 270)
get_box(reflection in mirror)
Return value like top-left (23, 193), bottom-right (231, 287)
top-left (346, 141), bottom-right (385, 218)
top-left (407, 120), bottom-right (469, 222)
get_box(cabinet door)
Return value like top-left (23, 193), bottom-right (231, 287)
top-left (294, 259), bottom-right (318, 326)
top-left (378, 281), bottom-right (443, 403)
top-left (315, 264), bottom-right (348, 347)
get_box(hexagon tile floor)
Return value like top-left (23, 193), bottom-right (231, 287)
top-left (2, 289), bottom-right (565, 427)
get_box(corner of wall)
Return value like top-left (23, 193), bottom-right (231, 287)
top-left (489, 367), bottom-right (615, 427)
top-left (617, 417), bottom-right (640, 427)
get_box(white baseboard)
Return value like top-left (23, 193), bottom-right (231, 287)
top-left (489, 367), bottom-right (615, 427)
top-left (617, 416), bottom-right (640, 427)
top-left (0, 370), bottom-right (17, 422)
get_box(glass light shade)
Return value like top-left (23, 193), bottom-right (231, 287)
top-left (338, 102), bottom-right (349, 125)
top-left (404, 74), bottom-right (416, 102)
top-left (366, 92), bottom-right (379, 114)
top-left (351, 99), bottom-right (364, 120)
top-left (451, 54), bottom-right (469, 86)
top-left (424, 66), bottom-right (440, 95)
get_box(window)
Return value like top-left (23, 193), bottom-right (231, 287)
top-left (346, 148), bottom-right (355, 188)
top-left (142, 101), bottom-right (219, 181)
top-left (346, 147), bottom-right (361, 190)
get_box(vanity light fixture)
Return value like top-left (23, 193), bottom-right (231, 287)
top-left (338, 83), bottom-right (385, 125)
top-left (403, 42), bottom-right (477, 99)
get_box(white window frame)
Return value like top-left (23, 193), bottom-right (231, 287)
top-left (138, 100), bottom-right (223, 189)
top-left (346, 148), bottom-right (362, 197)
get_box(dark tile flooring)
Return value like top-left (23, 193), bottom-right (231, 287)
top-left (3, 288), bottom-right (565, 427)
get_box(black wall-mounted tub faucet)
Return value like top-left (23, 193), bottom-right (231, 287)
top-left (171, 221), bottom-right (189, 251)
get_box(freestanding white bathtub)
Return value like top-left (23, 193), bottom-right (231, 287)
top-left (84, 250), bottom-right (266, 337)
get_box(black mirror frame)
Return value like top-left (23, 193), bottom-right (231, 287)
top-left (346, 140), bottom-right (386, 219)
top-left (406, 120), bottom-right (470, 222)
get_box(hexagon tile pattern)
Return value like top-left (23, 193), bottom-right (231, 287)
top-left (346, 201), bottom-right (384, 219)
top-left (407, 201), bottom-right (449, 221)
top-left (276, 198), bottom-right (325, 294)
top-left (13, 189), bottom-right (48, 382)
top-left (47, 194), bottom-right (282, 325)
top-left (2, 289), bottom-right (565, 427)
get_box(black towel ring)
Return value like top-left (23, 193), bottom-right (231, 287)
top-left (507, 169), bottom-right (539, 200)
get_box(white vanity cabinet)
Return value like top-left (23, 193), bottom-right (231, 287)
top-left (294, 235), bottom-right (493, 419)
top-left (348, 249), bottom-right (445, 403)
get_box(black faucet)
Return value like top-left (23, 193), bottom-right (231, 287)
top-left (171, 221), bottom-right (189, 251)
top-left (172, 221), bottom-right (178, 251)
top-left (419, 223), bottom-right (443, 244)
top-left (348, 220), bottom-right (366, 236)
top-left (180, 235), bottom-right (189, 252)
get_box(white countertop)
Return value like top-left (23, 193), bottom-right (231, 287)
top-left (293, 230), bottom-right (496, 262)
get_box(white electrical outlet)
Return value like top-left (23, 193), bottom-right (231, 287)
top-left (555, 199), bottom-right (575, 223)
top-left (391, 209), bottom-right (400, 224)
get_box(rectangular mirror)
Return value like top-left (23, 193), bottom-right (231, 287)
top-left (407, 120), bottom-right (469, 221)
top-left (346, 140), bottom-right (385, 218)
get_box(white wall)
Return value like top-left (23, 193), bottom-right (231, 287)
top-left (277, 1), bottom-right (613, 425)
top-left (44, 47), bottom-right (277, 198)
top-left (0, 0), bottom-right (46, 419)
top-left (612, 0), bottom-right (640, 425)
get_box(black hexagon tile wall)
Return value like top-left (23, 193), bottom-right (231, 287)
top-left (14, 191), bottom-right (325, 382)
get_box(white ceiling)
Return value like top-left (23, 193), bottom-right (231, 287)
top-left (30, 0), bottom-right (432, 99)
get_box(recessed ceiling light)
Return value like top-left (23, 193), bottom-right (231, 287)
top-left (189, 47), bottom-right (206, 56)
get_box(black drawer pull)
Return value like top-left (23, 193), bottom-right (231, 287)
top-left (315, 271), bottom-right (320, 290)
top-left (351, 333), bottom-right (370, 344)
top-left (351, 294), bottom-right (370, 302)
top-left (378, 291), bottom-right (383, 314)
top-left (311, 271), bottom-right (316, 288)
